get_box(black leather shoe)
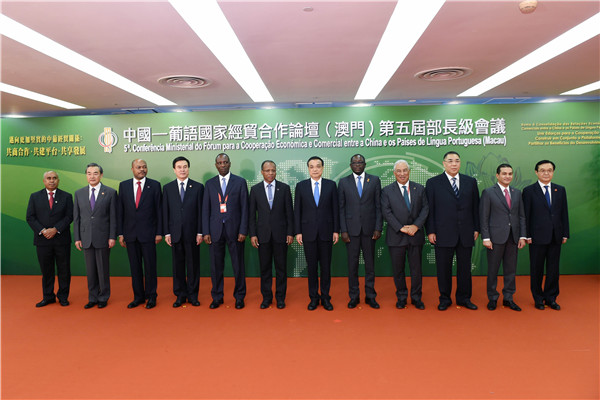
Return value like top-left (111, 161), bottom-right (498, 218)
top-left (457, 300), bottom-right (478, 310)
top-left (502, 300), bottom-right (521, 311)
top-left (412, 300), bottom-right (425, 310)
top-left (487, 300), bottom-right (497, 310)
top-left (276, 300), bottom-right (285, 309)
top-left (347, 298), bottom-right (359, 309)
top-left (307, 299), bottom-right (319, 310)
top-left (438, 302), bottom-right (451, 311)
top-left (209, 299), bottom-right (223, 309)
top-left (322, 299), bottom-right (333, 311)
top-left (260, 300), bottom-right (272, 309)
top-left (190, 300), bottom-right (200, 307)
top-left (396, 300), bottom-right (407, 309)
top-left (546, 300), bottom-right (561, 310)
top-left (84, 302), bottom-right (97, 309)
top-left (127, 299), bottom-right (144, 309)
top-left (235, 299), bottom-right (245, 309)
top-left (145, 299), bottom-right (156, 309)
top-left (59, 299), bottom-right (69, 306)
top-left (36, 298), bottom-right (56, 307)
top-left (97, 301), bottom-right (107, 309)
top-left (365, 298), bottom-right (380, 309)
top-left (173, 298), bottom-right (186, 308)
top-left (534, 302), bottom-right (545, 310)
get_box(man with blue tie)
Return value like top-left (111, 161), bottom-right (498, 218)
top-left (203, 153), bottom-right (249, 310)
top-left (295, 156), bottom-right (340, 311)
top-left (522, 160), bottom-right (569, 310)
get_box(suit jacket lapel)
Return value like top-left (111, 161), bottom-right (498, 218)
top-left (493, 185), bottom-right (510, 211)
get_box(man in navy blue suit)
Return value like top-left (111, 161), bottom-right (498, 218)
top-left (425, 151), bottom-right (480, 311)
top-left (203, 153), bottom-right (249, 310)
top-left (163, 156), bottom-right (204, 308)
top-left (522, 160), bottom-right (569, 310)
top-left (118, 159), bottom-right (163, 309)
top-left (295, 156), bottom-right (339, 311)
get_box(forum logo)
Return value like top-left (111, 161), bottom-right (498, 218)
top-left (99, 127), bottom-right (118, 153)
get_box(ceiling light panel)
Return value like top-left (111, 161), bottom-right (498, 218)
top-left (0, 82), bottom-right (84, 109)
top-left (561, 80), bottom-right (600, 95)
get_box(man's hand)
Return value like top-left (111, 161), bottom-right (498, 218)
top-left (341, 232), bottom-right (350, 243)
top-left (42, 227), bottom-right (57, 239)
top-left (165, 235), bottom-right (172, 247)
top-left (286, 235), bottom-right (294, 245)
top-left (155, 235), bottom-right (162, 244)
top-left (518, 239), bottom-right (526, 249)
top-left (333, 232), bottom-right (339, 244)
top-left (251, 236), bottom-right (259, 248)
top-left (75, 240), bottom-right (83, 251)
top-left (119, 236), bottom-right (126, 248)
top-left (483, 240), bottom-right (493, 250)
top-left (372, 230), bottom-right (382, 240)
top-left (474, 231), bottom-right (479, 241)
top-left (296, 234), bottom-right (303, 245)
top-left (237, 234), bottom-right (246, 242)
top-left (428, 233), bottom-right (436, 245)
top-left (401, 225), bottom-right (419, 236)
top-left (108, 239), bottom-right (116, 249)
top-left (204, 234), bottom-right (212, 245)
top-left (196, 234), bottom-right (203, 246)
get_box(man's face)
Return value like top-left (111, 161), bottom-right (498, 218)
top-left (261, 162), bottom-right (276, 184)
top-left (173, 160), bottom-right (189, 180)
top-left (131, 159), bottom-right (148, 180)
top-left (86, 166), bottom-right (102, 186)
top-left (43, 171), bottom-right (59, 191)
top-left (308, 159), bottom-right (323, 180)
top-left (350, 155), bottom-right (366, 175)
top-left (215, 155), bottom-right (231, 176)
top-left (496, 167), bottom-right (513, 187)
top-left (535, 163), bottom-right (554, 185)
top-left (394, 163), bottom-right (410, 185)
top-left (443, 154), bottom-right (461, 176)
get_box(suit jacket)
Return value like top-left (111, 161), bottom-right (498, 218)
top-left (73, 183), bottom-right (117, 249)
top-left (294, 178), bottom-right (339, 241)
top-left (522, 182), bottom-right (569, 245)
top-left (248, 180), bottom-right (294, 244)
top-left (480, 185), bottom-right (526, 244)
top-left (26, 188), bottom-right (73, 246)
top-left (381, 181), bottom-right (429, 246)
top-left (202, 174), bottom-right (249, 241)
top-left (338, 173), bottom-right (382, 236)
top-left (162, 179), bottom-right (203, 243)
top-left (117, 178), bottom-right (163, 243)
top-left (425, 173), bottom-right (480, 247)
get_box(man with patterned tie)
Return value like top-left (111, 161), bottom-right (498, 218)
top-left (381, 160), bottom-right (429, 310)
top-left (294, 156), bottom-right (339, 311)
top-left (26, 171), bottom-right (73, 307)
top-left (522, 160), bottom-right (569, 310)
top-left (248, 160), bottom-right (294, 309)
top-left (162, 156), bottom-right (204, 308)
top-left (338, 154), bottom-right (383, 309)
top-left (425, 151), bottom-right (480, 311)
top-left (480, 163), bottom-right (527, 312)
top-left (117, 159), bottom-right (163, 309)
top-left (73, 163), bottom-right (117, 309)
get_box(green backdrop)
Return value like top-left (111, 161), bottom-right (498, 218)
top-left (2, 102), bottom-right (599, 277)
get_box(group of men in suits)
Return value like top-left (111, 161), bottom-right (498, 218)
top-left (26, 153), bottom-right (569, 312)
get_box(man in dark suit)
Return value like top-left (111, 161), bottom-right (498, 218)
top-left (522, 160), bottom-right (569, 311)
top-left (26, 171), bottom-right (73, 307)
top-left (73, 163), bottom-right (117, 309)
top-left (382, 160), bottom-right (429, 310)
top-left (163, 156), bottom-right (203, 308)
top-left (118, 159), bottom-right (163, 309)
top-left (480, 163), bottom-right (527, 312)
top-left (338, 154), bottom-right (382, 309)
top-left (425, 151), bottom-right (480, 311)
top-left (295, 156), bottom-right (339, 311)
top-left (203, 153), bottom-right (249, 310)
top-left (249, 160), bottom-right (294, 309)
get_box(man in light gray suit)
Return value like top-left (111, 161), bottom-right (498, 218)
top-left (381, 160), bottom-right (429, 310)
top-left (73, 163), bottom-right (117, 309)
top-left (480, 163), bottom-right (527, 311)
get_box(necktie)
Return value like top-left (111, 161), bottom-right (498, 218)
top-left (314, 182), bottom-right (320, 206)
top-left (544, 185), bottom-right (551, 207)
top-left (402, 185), bottom-right (411, 211)
top-left (221, 177), bottom-right (227, 195)
top-left (504, 188), bottom-right (511, 209)
top-left (90, 188), bottom-right (96, 210)
top-left (49, 191), bottom-right (54, 210)
top-left (451, 177), bottom-right (459, 198)
top-left (135, 181), bottom-right (142, 209)
top-left (267, 184), bottom-right (273, 209)
top-left (180, 182), bottom-right (185, 202)
top-left (357, 176), bottom-right (363, 198)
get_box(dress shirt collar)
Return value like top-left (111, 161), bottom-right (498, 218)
top-left (397, 180), bottom-right (411, 191)
top-left (263, 180), bottom-right (276, 190)
top-left (538, 180), bottom-right (551, 190)
top-left (177, 178), bottom-right (189, 188)
top-left (497, 182), bottom-right (510, 191)
top-left (134, 177), bottom-right (146, 189)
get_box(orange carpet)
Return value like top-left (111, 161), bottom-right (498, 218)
top-left (1, 275), bottom-right (598, 400)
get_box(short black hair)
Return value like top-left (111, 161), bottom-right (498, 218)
top-left (350, 154), bottom-right (365, 163)
top-left (215, 153), bottom-right (230, 162)
top-left (443, 151), bottom-right (460, 160)
top-left (307, 156), bottom-right (324, 167)
top-left (535, 160), bottom-right (555, 171)
top-left (496, 163), bottom-right (513, 174)
top-left (261, 160), bottom-right (276, 169)
top-left (172, 156), bottom-right (190, 169)
top-left (86, 162), bottom-right (103, 174)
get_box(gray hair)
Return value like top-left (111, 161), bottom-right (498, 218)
top-left (393, 159), bottom-right (410, 170)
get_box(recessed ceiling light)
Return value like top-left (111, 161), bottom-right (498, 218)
top-left (447, 100), bottom-right (462, 105)
top-left (0, 14), bottom-right (176, 106)
top-left (561, 80), bottom-right (600, 95)
top-left (303, 7), bottom-right (314, 12)
top-left (351, 103), bottom-right (371, 107)
top-left (540, 98), bottom-right (563, 103)
top-left (0, 82), bottom-right (84, 109)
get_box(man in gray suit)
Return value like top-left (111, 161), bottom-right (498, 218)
top-left (480, 163), bottom-right (527, 311)
top-left (73, 163), bottom-right (117, 309)
top-left (338, 154), bottom-right (382, 309)
top-left (381, 160), bottom-right (429, 310)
